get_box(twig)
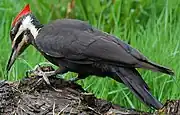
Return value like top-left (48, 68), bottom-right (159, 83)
top-left (53, 101), bottom-right (56, 115)
top-left (58, 104), bottom-right (70, 115)
top-left (87, 107), bottom-right (101, 115)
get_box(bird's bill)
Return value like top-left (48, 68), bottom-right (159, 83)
top-left (6, 39), bottom-right (28, 72)
top-left (7, 48), bottom-right (18, 72)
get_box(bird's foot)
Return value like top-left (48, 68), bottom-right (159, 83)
top-left (33, 65), bottom-right (53, 85)
top-left (25, 64), bottom-right (40, 78)
top-left (26, 64), bottom-right (55, 78)
top-left (26, 65), bottom-right (60, 91)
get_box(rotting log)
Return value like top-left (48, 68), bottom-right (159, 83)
top-left (0, 66), bottom-right (179, 115)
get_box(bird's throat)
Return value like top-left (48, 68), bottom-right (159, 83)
top-left (25, 14), bottom-right (43, 39)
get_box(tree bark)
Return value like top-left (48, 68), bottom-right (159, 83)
top-left (0, 66), bottom-right (179, 115)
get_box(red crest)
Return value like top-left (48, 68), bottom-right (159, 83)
top-left (12, 4), bottom-right (31, 26)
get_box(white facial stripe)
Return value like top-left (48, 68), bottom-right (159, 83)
top-left (14, 25), bottom-right (24, 42)
top-left (22, 16), bottom-right (39, 38)
top-left (12, 30), bottom-right (27, 48)
top-left (14, 15), bottom-right (39, 42)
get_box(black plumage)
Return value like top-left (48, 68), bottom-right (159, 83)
top-left (33, 19), bottom-right (174, 109)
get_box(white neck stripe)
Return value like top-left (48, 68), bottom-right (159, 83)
top-left (21, 15), bottom-right (39, 39)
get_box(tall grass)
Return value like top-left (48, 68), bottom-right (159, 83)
top-left (0, 0), bottom-right (179, 111)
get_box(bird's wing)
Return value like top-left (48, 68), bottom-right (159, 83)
top-left (35, 19), bottom-right (148, 66)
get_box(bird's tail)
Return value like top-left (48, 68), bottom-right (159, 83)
top-left (138, 61), bottom-right (174, 75)
top-left (111, 67), bottom-right (163, 109)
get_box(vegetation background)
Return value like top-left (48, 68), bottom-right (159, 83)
top-left (0, 0), bottom-right (179, 112)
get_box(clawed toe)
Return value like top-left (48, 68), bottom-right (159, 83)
top-left (25, 64), bottom-right (41, 78)
top-left (26, 65), bottom-right (55, 85)
top-left (25, 64), bottom-right (63, 92)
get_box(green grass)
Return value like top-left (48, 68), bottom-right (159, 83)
top-left (0, 0), bottom-right (180, 112)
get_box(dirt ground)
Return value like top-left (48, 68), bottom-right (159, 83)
top-left (0, 66), bottom-right (179, 115)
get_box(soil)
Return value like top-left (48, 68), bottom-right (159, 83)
top-left (0, 66), bottom-right (179, 115)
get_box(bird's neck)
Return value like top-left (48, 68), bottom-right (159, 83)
top-left (25, 14), bottom-right (43, 39)
top-left (23, 14), bottom-right (43, 45)
top-left (31, 14), bottom-right (43, 32)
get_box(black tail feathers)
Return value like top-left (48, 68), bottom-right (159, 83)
top-left (139, 61), bottom-right (174, 76)
top-left (112, 67), bottom-right (163, 109)
top-left (147, 61), bottom-right (174, 75)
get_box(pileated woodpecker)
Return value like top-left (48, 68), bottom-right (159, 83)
top-left (7, 4), bottom-right (174, 109)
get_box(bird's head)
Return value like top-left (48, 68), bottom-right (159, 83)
top-left (7, 4), bottom-right (42, 72)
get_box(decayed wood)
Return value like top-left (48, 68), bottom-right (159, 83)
top-left (0, 66), bottom-right (179, 115)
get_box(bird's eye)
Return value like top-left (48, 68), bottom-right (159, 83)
top-left (10, 30), bottom-right (15, 41)
top-left (10, 21), bottom-right (21, 41)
